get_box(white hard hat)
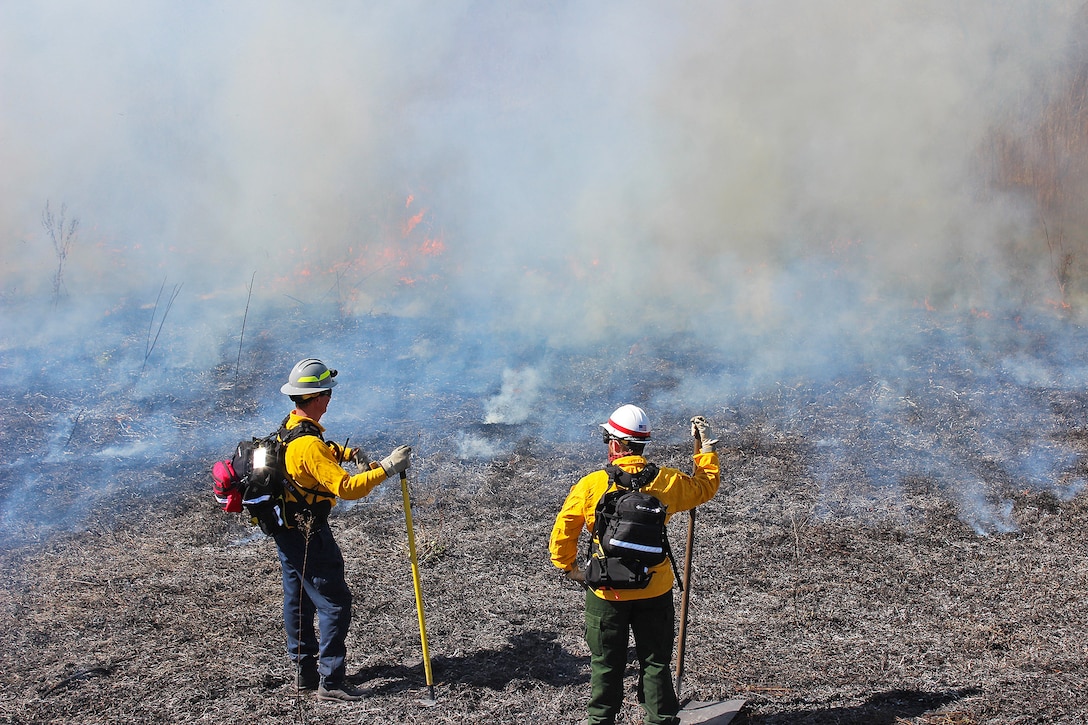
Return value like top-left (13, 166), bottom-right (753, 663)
top-left (600, 404), bottom-right (651, 443)
top-left (280, 357), bottom-right (338, 396)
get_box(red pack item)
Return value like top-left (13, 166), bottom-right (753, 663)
top-left (222, 489), bottom-right (242, 513)
top-left (212, 460), bottom-right (243, 512)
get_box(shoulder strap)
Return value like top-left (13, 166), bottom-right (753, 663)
top-left (278, 416), bottom-right (323, 445)
top-left (591, 475), bottom-right (622, 540)
top-left (276, 418), bottom-right (336, 501)
top-left (604, 462), bottom-right (660, 491)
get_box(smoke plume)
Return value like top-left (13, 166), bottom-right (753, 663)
top-left (2, 1), bottom-right (1086, 538)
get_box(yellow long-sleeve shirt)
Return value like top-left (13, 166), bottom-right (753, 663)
top-left (549, 451), bottom-right (720, 601)
top-left (281, 412), bottom-right (389, 509)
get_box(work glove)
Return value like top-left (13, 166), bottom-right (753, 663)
top-left (690, 416), bottom-right (720, 453)
top-left (349, 448), bottom-right (371, 467)
top-left (380, 445), bottom-right (412, 477)
top-left (564, 565), bottom-right (585, 583)
top-left (330, 441), bottom-right (371, 468)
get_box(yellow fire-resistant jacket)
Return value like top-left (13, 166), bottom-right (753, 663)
top-left (549, 451), bottom-right (720, 602)
top-left (281, 412), bottom-right (389, 511)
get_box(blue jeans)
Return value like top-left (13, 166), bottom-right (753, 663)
top-left (274, 524), bottom-right (352, 684)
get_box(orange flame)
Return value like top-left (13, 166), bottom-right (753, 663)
top-left (277, 191), bottom-right (448, 296)
top-left (419, 235), bottom-right (445, 256)
top-left (403, 210), bottom-right (425, 237)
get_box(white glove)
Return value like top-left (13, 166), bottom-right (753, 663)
top-left (380, 445), bottom-right (412, 476)
top-left (690, 416), bottom-right (719, 453)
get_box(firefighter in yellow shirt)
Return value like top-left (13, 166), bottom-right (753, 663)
top-left (550, 405), bottom-right (720, 725)
top-left (275, 358), bottom-right (411, 702)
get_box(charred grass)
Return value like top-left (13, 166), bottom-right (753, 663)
top-left (1, 438), bottom-right (1087, 725)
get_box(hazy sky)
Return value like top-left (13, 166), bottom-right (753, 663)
top-left (0, 1), bottom-right (1082, 344)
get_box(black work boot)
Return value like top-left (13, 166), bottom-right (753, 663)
top-left (317, 679), bottom-right (365, 702)
top-left (296, 659), bottom-right (319, 691)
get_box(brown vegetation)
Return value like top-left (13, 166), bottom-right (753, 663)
top-left (986, 8), bottom-right (1088, 305)
top-left (1, 430), bottom-right (1085, 724)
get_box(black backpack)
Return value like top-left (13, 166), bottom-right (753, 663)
top-left (213, 417), bottom-right (336, 535)
top-left (584, 463), bottom-right (683, 590)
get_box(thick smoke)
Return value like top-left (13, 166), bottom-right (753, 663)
top-left (1, 2), bottom-right (1086, 538)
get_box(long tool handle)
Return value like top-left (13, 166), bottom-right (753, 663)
top-left (401, 471), bottom-right (436, 703)
top-left (674, 432), bottom-right (700, 698)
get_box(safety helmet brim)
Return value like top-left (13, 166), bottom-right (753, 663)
top-left (281, 379), bottom-right (338, 396)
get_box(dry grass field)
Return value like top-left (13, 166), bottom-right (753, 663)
top-left (1, 422), bottom-right (1085, 725)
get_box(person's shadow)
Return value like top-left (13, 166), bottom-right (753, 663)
top-left (734, 687), bottom-right (980, 724)
top-left (348, 629), bottom-right (587, 695)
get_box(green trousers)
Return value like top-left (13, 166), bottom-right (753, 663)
top-left (584, 589), bottom-right (680, 725)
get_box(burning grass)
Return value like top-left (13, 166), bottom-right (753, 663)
top-left (1, 428), bottom-right (1087, 724)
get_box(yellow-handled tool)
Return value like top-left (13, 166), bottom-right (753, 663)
top-left (400, 470), bottom-right (436, 705)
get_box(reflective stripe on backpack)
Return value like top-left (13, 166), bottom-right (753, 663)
top-left (607, 538), bottom-right (664, 556)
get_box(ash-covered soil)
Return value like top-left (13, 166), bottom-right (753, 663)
top-left (1, 434), bottom-right (1087, 725)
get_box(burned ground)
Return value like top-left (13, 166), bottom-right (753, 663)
top-left (1, 425), bottom-right (1086, 725)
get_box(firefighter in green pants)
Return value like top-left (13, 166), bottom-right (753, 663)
top-left (549, 405), bottom-right (721, 725)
